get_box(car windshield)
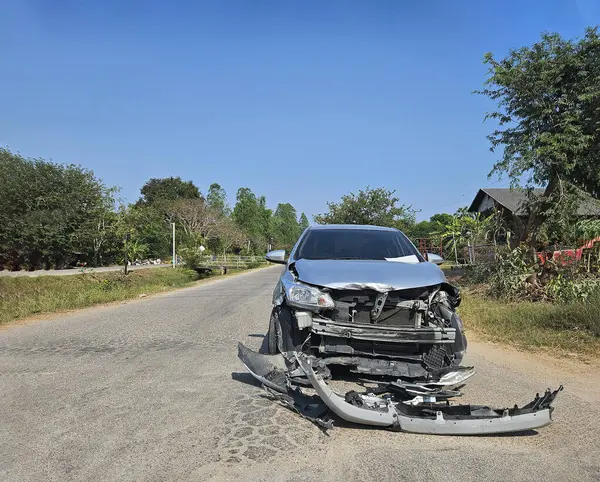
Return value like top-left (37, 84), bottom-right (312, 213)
top-left (295, 228), bottom-right (422, 261)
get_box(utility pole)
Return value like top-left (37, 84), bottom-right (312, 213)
top-left (124, 232), bottom-right (130, 275)
top-left (172, 223), bottom-right (176, 268)
top-left (453, 233), bottom-right (459, 265)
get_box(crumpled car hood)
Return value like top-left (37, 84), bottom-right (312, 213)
top-left (293, 258), bottom-right (446, 291)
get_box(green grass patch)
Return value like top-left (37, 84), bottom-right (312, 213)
top-left (0, 267), bottom-right (204, 324)
top-left (459, 289), bottom-right (600, 356)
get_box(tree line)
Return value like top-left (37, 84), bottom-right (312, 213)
top-left (0, 143), bottom-right (547, 273)
top-left (0, 147), bottom-right (453, 272)
top-left (0, 148), bottom-right (309, 270)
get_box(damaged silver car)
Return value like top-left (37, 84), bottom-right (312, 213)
top-left (238, 224), bottom-right (562, 435)
top-left (265, 224), bottom-right (467, 377)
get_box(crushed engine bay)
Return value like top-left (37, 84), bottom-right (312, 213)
top-left (237, 342), bottom-right (563, 435)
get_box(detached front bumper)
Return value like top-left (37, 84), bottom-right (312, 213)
top-left (237, 343), bottom-right (563, 436)
top-left (296, 353), bottom-right (562, 435)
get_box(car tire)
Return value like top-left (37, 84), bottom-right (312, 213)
top-left (267, 304), bottom-right (309, 354)
top-left (450, 312), bottom-right (467, 365)
top-left (267, 309), bottom-right (279, 354)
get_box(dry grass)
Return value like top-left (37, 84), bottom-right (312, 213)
top-left (0, 267), bottom-right (206, 324)
top-left (459, 289), bottom-right (600, 357)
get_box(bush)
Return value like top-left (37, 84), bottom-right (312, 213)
top-left (464, 263), bottom-right (497, 284)
top-left (246, 260), bottom-right (264, 269)
top-left (475, 247), bottom-right (600, 303)
top-left (545, 275), bottom-right (600, 303)
top-left (487, 247), bottom-right (532, 300)
top-left (179, 247), bottom-right (205, 269)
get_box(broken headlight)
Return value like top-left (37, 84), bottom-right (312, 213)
top-left (283, 279), bottom-right (334, 311)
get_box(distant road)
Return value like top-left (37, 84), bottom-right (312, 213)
top-left (0, 263), bottom-right (172, 278)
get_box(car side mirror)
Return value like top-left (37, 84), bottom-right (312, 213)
top-left (426, 253), bottom-right (444, 265)
top-left (265, 249), bottom-right (287, 264)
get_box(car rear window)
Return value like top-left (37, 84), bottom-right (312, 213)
top-left (295, 228), bottom-right (422, 261)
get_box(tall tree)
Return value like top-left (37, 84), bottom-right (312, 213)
top-left (298, 213), bottom-right (310, 232)
top-left (257, 196), bottom-right (273, 243)
top-left (232, 188), bottom-right (273, 253)
top-left (72, 187), bottom-right (120, 266)
top-left (166, 199), bottom-right (220, 246)
top-left (206, 182), bottom-right (230, 216)
top-left (272, 203), bottom-right (300, 250)
top-left (213, 217), bottom-right (246, 255)
top-left (477, 27), bottom-right (600, 247)
top-left (138, 177), bottom-right (201, 206)
top-left (314, 186), bottom-right (415, 230)
top-left (232, 188), bottom-right (261, 235)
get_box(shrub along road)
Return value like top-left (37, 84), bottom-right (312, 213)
top-left (1, 267), bottom-right (599, 481)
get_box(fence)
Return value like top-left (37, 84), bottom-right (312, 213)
top-left (188, 255), bottom-right (269, 269)
top-left (467, 243), bottom-right (498, 265)
top-left (441, 243), bottom-right (505, 266)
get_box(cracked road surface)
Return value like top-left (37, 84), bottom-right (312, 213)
top-left (1, 266), bottom-right (599, 481)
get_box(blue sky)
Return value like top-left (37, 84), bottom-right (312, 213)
top-left (1, 1), bottom-right (597, 221)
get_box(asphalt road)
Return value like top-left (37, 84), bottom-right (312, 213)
top-left (1, 266), bottom-right (599, 481)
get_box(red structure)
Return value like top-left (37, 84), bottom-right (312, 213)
top-left (415, 238), bottom-right (443, 259)
top-left (536, 236), bottom-right (600, 265)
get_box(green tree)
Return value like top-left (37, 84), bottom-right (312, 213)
top-left (117, 205), bottom-right (172, 260)
top-left (133, 177), bottom-right (203, 259)
top-left (314, 186), bottom-right (415, 230)
top-left (405, 213), bottom-right (454, 242)
top-left (71, 188), bottom-right (120, 266)
top-left (0, 149), bottom-right (117, 270)
top-left (232, 188), bottom-right (260, 235)
top-left (232, 188), bottom-right (272, 252)
top-left (435, 215), bottom-right (464, 264)
top-left (272, 203), bottom-right (300, 250)
top-left (298, 213), bottom-right (310, 232)
top-left (206, 182), bottom-right (230, 216)
top-left (429, 213), bottom-right (454, 228)
top-left (477, 27), bottom-right (600, 248)
top-left (258, 196), bottom-right (273, 244)
top-left (138, 177), bottom-right (201, 206)
top-left (407, 220), bottom-right (434, 240)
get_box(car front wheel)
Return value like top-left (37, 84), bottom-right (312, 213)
top-left (267, 304), bottom-right (309, 354)
top-left (267, 309), bottom-right (279, 354)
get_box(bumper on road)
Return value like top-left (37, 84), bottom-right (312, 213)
top-left (296, 353), bottom-right (561, 435)
top-left (238, 343), bottom-right (563, 436)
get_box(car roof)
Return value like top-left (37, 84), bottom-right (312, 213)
top-left (307, 224), bottom-right (398, 232)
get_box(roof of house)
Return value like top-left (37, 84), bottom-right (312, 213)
top-left (468, 188), bottom-right (600, 216)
